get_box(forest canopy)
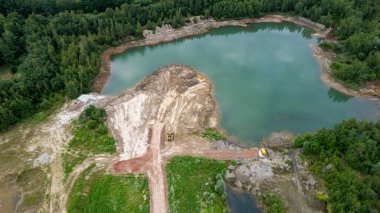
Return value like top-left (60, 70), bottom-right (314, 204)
top-left (0, 0), bottom-right (380, 131)
top-left (294, 119), bottom-right (380, 212)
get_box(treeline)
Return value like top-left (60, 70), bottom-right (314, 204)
top-left (0, 0), bottom-right (379, 131)
top-left (0, 1), bottom-right (189, 131)
top-left (294, 119), bottom-right (380, 212)
top-left (208, 0), bottom-right (380, 87)
top-left (0, 0), bottom-right (131, 17)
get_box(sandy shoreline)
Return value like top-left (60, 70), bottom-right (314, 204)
top-left (93, 13), bottom-right (380, 105)
top-left (310, 45), bottom-right (380, 104)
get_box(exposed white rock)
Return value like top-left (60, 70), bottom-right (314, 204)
top-left (33, 153), bottom-right (51, 167)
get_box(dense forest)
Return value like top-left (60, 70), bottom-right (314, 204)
top-left (0, 0), bottom-right (379, 131)
top-left (294, 119), bottom-right (380, 212)
top-left (0, 0), bottom-right (132, 16)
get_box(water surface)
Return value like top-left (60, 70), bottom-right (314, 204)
top-left (103, 22), bottom-right (379, 145)
top-left (226, 184), bottom-right (262, 213)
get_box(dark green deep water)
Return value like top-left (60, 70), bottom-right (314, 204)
top-left (103, 22), bottom-right (379, 146)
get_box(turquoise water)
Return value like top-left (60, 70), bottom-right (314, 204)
top-left (103, 22), bottom-right (379, 145)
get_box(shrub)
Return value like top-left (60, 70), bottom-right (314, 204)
top-left (202, 128), bottom-right (227, 141)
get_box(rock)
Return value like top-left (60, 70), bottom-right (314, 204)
top-left (211, 140), bottom-right (242, 151)
top-left (234, 165), bottom-right (251, 182)
top-left (181, 72), bottom-right (196, 79)
top-left (225, 171), bottom-right (236, 182)
top-left (33, 153), bottom-right (51, 167)
top-left (306, 176), bottom-right (316, 186)
top-left (247, 162), bottom-right (273, 180)
top-left (263, 132), bottom-right (294, 148)
top-left (228, 165), bottom-right (236, 170)
top-left (234, 180), bottom-right (242, 188)
top-left (211, 140), bottom-right (226, 149)
top-left (96, 161), bottom-right (105, 169)
top-left (185, 79), bottom-right (199, 87)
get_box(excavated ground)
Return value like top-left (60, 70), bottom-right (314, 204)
top-left (0, 64), bottom-right (259, 213)
top-left (108, 65), bottom-right (258, 213)
top-left (105, 64), bottom-right (219, 161)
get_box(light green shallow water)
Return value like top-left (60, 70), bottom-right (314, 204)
top-left (103, 22), bottom-right (379, 146)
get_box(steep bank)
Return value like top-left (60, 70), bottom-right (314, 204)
top-left (105, 64), bottom-right (218, 161)
top-left (93, 14), bottom-right (329, 92)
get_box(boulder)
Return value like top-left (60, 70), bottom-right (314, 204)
top-left (235, 165), bottom-right (251, 182)
top-left (234, 180), bottom-right (243, 188)
top-left (225, 171), bottom-right (236, 182)
top-left (227, 165), bottom-right (236, 170)
top-left (33, 153), bottom-right (51, 167)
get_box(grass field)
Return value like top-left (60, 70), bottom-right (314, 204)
top-left (68, 168), bottom-right (150, 213)
top-left (166, 156), bottom-right (228, 213)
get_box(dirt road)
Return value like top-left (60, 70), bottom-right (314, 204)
top-left (59, 154), bottom-right (117, 213)
top-left (147, 123), bottom-right (168, 213)
top-left (106, 65), bottom-right (260, 213)
top-left (51, 65), bottom-right (259, 213)
top-left (114, 123), bottom-right (258, 213)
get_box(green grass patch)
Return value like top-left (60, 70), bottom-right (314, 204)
top-left (201, 128), bottom-right (227, 141)
top-left (23, 191), bottom-right (44, 206)
top-left (167, 156), bottom-right (228, 213)
top-left (259, 193), bottom-right (286, 213)
top-left (63, 105), bottom-right (116, 176)
top-left (62, 153), bottom-right (88, 175)
top-left (68, 168), bottom-right (149, 213)
top-left (31, 112), bottom-right (48, 123)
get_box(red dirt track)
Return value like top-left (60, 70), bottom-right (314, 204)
top-left (113, 123), bottom-right (258, 213)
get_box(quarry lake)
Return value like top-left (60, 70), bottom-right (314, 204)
top-left (103, 22), bottom-right (379, 146)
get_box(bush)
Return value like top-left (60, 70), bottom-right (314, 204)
top-left (293, 133), bottom-right (313, 148)
top-left (62, 105), bottom-right (116, 176)
top-left (202, 128), bottom-right (227, 141)
top-left (214, 174), bottom-right (226, 198)
top-left (319, 41), bottom-right (340, 51)
top-left (259, 193), bottom-right (286, 213)
top-left (10, 65), bottom-right (17, 74)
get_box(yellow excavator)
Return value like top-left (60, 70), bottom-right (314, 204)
top-left (167, 132), bottom-right (175, 142)
top-left (260, 148), bottom-right (267, 156)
